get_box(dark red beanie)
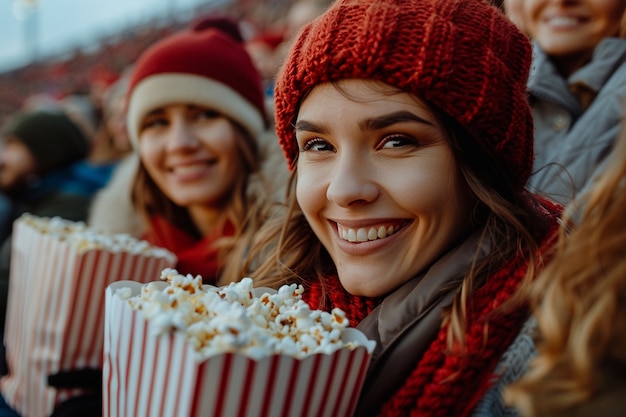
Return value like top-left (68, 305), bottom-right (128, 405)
top-left (126, 16), bottom-right (267, 146)
top-left (274, 0), bottom-right (534, 190)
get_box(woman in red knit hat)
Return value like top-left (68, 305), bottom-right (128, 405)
top-left (120, 15), bottom-right (285, 286)
top-left (244, 0), bottom-right (562, 416)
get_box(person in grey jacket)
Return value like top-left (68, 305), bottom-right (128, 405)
top-left (523, 0), bottom-right (626, 206)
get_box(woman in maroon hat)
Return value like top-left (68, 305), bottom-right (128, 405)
top-left (244, 0), bottom-right (562, 416)
top-left (95, 16), bottom-right (285, 286)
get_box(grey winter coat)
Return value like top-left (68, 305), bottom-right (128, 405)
top-left (526, 38), bottom-right (626, 206)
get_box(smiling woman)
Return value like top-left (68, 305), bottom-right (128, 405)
top-left (120, 15), bottom-right (282, 286)
top-left (294, 81), bottom-right (474, 297)
top-left (524, 0), bottom-right (626, 205)
top-left (244, 0), bottom-right (563, 416)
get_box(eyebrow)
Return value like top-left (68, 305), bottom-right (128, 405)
top-left (295, 110), bottom-right (434, 134)
top-left (294, 119), bottom-right (328, 134)
top-left (145, 107), bottom-right (165, 117)
top-left (361, 110), bottom-right (434, 131)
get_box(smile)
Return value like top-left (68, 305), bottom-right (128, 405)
top-left (337, 223), bottom-right (404, 243)
top-left (170, 163), bottom-right (210, 174)
top-left (545, 16), bottom-right (584, 28)
top-left (168, 159), bottom-right (216, 174)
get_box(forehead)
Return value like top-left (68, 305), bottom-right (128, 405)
top-left (299, 80), bottom-right (435, 117)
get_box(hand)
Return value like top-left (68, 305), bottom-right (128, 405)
top-left (47, 368), bottom-right (102, 390)
top-left (48, 369), bottom-right (102, 417)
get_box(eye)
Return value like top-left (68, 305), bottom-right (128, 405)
top-left (377, 134), bottom-right (418, 150)
top-left (140, 115), bottom-right (168, 132)
top-left (196, 109), bottom-right (220, 120)
top-left (300, 137), bottom-right (335, 153)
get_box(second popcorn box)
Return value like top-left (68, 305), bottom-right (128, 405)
top-left (1, 214), bottom-right (177, 417)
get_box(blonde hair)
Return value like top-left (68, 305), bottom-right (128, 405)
top-left (505, 118), bottom-right (626, 416)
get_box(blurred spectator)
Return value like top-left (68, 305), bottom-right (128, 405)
top-left (523, 0), bottom-right (626, 205)
top-left (84, 68), bottom-right (142, 239)
top-left (0, 110), bottom-right (96, 383)
top-left (60, 94), bottom-right (100, 141)
top-left (274, 0), bottom-right (334, 65)
top-left (89, 15), bottom-right (286, 286)
top-left (89, 66), bottom-right (133, 164)
top-left (245, 30), bottom-right (285, 105)
top-left (504, 107), bottom-right (626, 417)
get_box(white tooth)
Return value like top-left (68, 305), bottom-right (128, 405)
top-left (387, 226), bottom-right (395, 235)
top-left (347, 229), bottom-right (357, 242)
top-left (341, 228), bottom-right (348, 240)
top-left (173, 164), bottom-right (205, 175)
top-left (550, 16), bottom-right (577, 26)
top-left (368, 228), bottom-right (378, 240)
top-left (377, 226), bottom-right (387, 239)
top-left (357, 228), bottom-right (368, 242)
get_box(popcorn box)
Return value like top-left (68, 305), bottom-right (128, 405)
top-left (1, 215), bottom-right (177, 417)
top-left (103, 278), bottom-right (376, 417)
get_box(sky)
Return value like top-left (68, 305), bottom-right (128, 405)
top-left (0, 0), bottom-right (215, 74)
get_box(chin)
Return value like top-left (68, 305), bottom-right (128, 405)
top-left (339, 279), bottom-right (382, 298)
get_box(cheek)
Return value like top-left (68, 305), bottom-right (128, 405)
top-left (295, 166), bottom-right (327, 217)
top-left (137, 141), bottom-right (163, 178)
top-left (521, 0), bottom-right (539, 24)
top-left (393, 160), bottom-right (456, 210)
top-left (214, 134), bottom-right (246, 175)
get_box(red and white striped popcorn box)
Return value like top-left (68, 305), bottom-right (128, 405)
top-left (1, 215), bottom-right (177, 417)
top-left (104, 280), bottom-right (376, 417)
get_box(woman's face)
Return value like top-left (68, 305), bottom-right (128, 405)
top-left (137, 103), bottom-right (245, 211)
top-left (295, 80), bottom-right (475, 297)
top-left (0, 138), bottom-right (37, 192)
top-left (524, 0), bottom-right (626, 75)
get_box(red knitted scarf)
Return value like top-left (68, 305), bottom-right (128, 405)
top-left (143, 215), bottom-right (235, 285)
top-left (302, 201), bottom-right (561, 417)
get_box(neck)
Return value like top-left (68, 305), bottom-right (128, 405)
top-left (551, 52), bottom-right (592, 79)
top-left (187, 204), bottom-right (226, 236)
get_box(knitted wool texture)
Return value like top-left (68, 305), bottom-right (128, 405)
top-left (126, 16), bottom-right (267, 147)
top-left (274, 0), bottom-right (534, 190)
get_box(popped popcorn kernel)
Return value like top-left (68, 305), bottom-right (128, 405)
top-left (122, 269), bottom-right (365, 359)
top-left (19, 214), bottom-right (175, 260)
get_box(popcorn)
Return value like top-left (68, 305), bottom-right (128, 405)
top-left (19, 213), bottom-right (171, 257)
top-left (120, 269), bottom-right (361, 360)
top-left (104, 276), bottom-right (376, 417)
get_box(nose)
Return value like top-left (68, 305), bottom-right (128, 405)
top-left (166, 118), bottom-right (200, 152)
top-left (326, 152), bottom-right (379, 207)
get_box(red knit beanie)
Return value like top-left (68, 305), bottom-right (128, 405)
top-left (274, 0), bottom-right (534, 189)
top-left (126, 16), bottom-right (267, 147)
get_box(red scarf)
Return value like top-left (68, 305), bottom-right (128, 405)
top-left (302, 199), bottom-right (561, 417)
top-left (143, 216), bottom-right (235, 285)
